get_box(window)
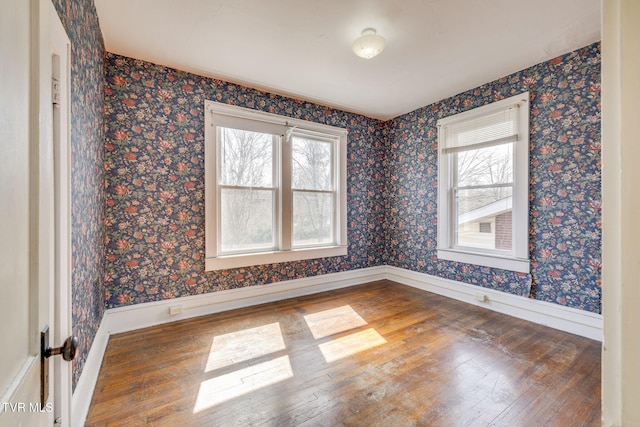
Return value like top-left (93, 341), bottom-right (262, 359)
top-left (437, 92), bottom-right (530, 273)
top-left (204, 101), bottom-right (347, 271)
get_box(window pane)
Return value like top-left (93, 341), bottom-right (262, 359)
top-left (292, 137), bottom-right (332, 190)
top-left (457, 143), bottom-right (513, 187)
top-left (455, 187), bottom-right (512, 250)
top-left (220, 127), bottom-right (273, 187)
top-left (293, 191), bottom-right (333, 246)
top-left (220, 188), bottom-right (274, 252)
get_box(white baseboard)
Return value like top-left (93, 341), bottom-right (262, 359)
top-left (72, 264), bottom-right (602, 424)
top-left (105, 266), bottom-right (386, 335)
top-left (71, 319), bottom-right (109, 427)
top-left (382, 266), bottom-right (603, 341)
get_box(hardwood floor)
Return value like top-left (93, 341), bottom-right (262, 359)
top-left (85, 280), bottom-right (601, 426)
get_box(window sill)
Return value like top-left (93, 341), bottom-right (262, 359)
top-left (205, 245), bottom-right (348, 271)
top-left (437, 248), bottom-right (530, 273)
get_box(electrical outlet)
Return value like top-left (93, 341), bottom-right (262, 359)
top-left (169, 305), bottom-right (183, 315)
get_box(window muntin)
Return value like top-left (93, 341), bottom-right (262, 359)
top-left (437, 92), bottom-right (529, 273)
top-left (204, 101), bottom-right (347, 271)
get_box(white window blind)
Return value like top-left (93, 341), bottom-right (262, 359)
top-left (443, 107), bottom-right (520, 154)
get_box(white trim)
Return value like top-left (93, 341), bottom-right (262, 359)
top-left (382, 266), bottom-right (602, 341)
top-left (437, 248), bottom-right (530, 273)
top-left (204, 100), bottom-right (348, 271)
top-left (205, 245), bottom-right (348, 271)
top-left (437, 92), bottom-right (530, 272)
top-left (106, 266), bottom-right (383, 334)
top-left (70, 321), bottom-right (109, 427)
top-left (50, 6), bottom-right (73, 426)
top-left (71, 265), bottom-right (602, 423)
top-left (206, 101), bottom-right (348, 137)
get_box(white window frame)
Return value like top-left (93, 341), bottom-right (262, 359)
top-left (204, 101), bottom-right (348, 271)
top-left (437, 92), bottom-right (530, 273)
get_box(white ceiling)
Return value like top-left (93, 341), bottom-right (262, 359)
top-left (94, 0), bottom-right (600, 120)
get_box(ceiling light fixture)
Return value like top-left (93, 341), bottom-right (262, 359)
top-left (352, 28), bottom-right (386, 59)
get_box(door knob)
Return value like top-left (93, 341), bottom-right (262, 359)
top-left (44, 335), bottom-right (78, 361)
top-left (40, 325), bottom-right (79, 405)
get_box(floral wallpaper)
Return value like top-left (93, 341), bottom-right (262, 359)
top-left (386, 42), bottom-right (601, 313)
top-left (41, 0), bottom-right (602, 399)
top-left (51, 0), bottom-right (105, 389)
top-left (103, 43), bottom-right (601, 316)
top-left (103, 54), bottom-right (388, 308)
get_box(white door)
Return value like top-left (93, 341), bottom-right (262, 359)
top-left (0, 1), bottom-right (72, 426)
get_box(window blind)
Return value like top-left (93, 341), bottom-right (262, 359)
top-left (442, 107), bottom-right (519, 154)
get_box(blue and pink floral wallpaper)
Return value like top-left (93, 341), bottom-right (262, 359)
top-left (50, 0), bottom-right (601, 393)
top-left (386, 43), bottom-right (601, 312)
top-left (102, 54), bottom-right (388, 308)
top-left (52, 0), bottom-right (105, 389)
top-left (103, 43), bottom-right (601, 315)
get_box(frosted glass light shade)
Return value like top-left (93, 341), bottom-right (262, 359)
top-left (352, 28), bottom-right (386, 59)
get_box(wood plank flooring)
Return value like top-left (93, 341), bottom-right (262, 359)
top-left (85, 280), bottom-right (601, 426)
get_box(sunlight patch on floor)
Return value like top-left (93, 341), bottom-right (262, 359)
top-left (304, 305), bottom-right (368, 339)
top-left (195, 306), bottom-right (385, 413)
top-left (318, 328), bottom-right (387, 363)
top-left (205, 322), bottom-right (285, 372)
top-left (194, 355), bottom-right (293, 413)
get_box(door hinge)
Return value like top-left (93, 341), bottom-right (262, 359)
top-left (52, 77), bottom-right (61, 107)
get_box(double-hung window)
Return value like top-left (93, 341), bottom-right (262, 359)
top-left (437, 92), bottom-right (530, 273)
top-left (204, 101), bottom-right (347, 271)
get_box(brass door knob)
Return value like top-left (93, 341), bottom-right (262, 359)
top-left (45, 335), bottom-right (78, 361)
